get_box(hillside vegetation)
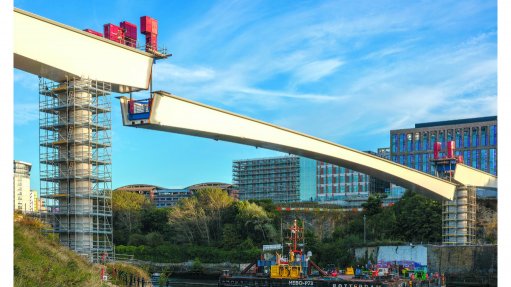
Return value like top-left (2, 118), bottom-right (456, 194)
top-left (13, 213), bottom-right (107, 287)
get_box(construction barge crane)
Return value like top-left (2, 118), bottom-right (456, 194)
top-left (216, 219), bottom-right (446, 287)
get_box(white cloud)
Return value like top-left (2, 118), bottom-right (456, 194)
top-left (293, 59), bottom-right (343, 84)
top-left (14, 103), bottom-right (39, 125)
top-left (153, 63), bottom-right (215, 83)
top-left (150, 0), bottom-right (496, 149)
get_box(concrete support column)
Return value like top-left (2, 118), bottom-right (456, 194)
top-left (56, 81), bottom-right (94, 258)
top-left (442, 185), bottom-right (476, 245)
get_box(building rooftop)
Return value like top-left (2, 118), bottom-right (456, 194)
top-left (14, 160), bottom-right (32, 166)
top-left (414, 116), bottom-right (497, 128)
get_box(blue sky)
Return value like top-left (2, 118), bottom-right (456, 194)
top-left (13, 0), bottom-right (497, 191)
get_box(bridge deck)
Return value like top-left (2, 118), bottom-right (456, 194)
top-left (120, 92), bottom-right (458, 201)
top-left (14, 8), bottom-right (154, 93)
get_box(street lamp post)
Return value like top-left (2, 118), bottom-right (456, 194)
top-left (363, 215), bottom-right (366, 244)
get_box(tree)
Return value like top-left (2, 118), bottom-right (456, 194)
top-left (393, 191), bottom-right (442, 243)
top-left (235, 201), bottom-right (276, 243)
top-left (141, 207), bottom-right (172, 239)
top-left (167, 188), bottom-right (234, 245)
top-left (362, 194), bottom-right (383, 216)
top-left (112, 190), bottom-right (150, 244)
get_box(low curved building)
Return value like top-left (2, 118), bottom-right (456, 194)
top-left (115, 182), bottom-right (237, 208)
top-left (186, 182), bottom-right (238, 200)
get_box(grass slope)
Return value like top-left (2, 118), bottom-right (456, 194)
top-left (13, 215), bottom-right (106, 287)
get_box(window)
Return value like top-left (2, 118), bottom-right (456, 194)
top-left (455, 129), bottom-right (462, 148)
top-left (464, 150), bottom-right (470, 166)
top-left (430, 132), bottom-right (437, 151)
top-left (439, 131), bottom-right (445, 149)
top-left (472, 127), bottom-right (479, 147)
top-left (463, 129), bottom-right (470, 147)
top-left (414, 133), bottom-right (420, 151)
top-left (392, 134), bottom-right (398, 152)
top-left (400, 133), bottom-right (406, 152)
top-left (490, 125), bottom-right (497, 145)
top-left (422, 132), bottom-right (429, 151)
top-left (447, 130), bottom-right (453, 142)
top-left (489, 149), bottom-right (496, 175)
top-left (407, 133), bottom-right (413, 151)
top-left (472, 150), bottom-right (478, 168)
top-left (481, 149), bottom-right (488, 172)
top-left (481, 126), bottom-right (488, 146)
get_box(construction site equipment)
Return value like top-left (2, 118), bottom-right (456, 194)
top-left (120, 21), bottom-right (137, 48)
top-left (104, 23), bottom-right (124, 44)
top-left (140, 16), bottom-right (158, 52)
top-left (84, 29), bottom-right (103, 37)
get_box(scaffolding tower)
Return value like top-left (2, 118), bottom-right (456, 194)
top-left (39, 77), bottom-right (113, 262)
top-left (442, 185), bottom-right (477, 245)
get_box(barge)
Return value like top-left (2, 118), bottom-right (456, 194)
top-left (219, 220), bottom-right (444, 287)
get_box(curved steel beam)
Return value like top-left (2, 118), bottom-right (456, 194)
top-left (120, 92), bottom-right (457, 201)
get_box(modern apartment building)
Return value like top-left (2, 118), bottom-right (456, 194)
top-left (13, 160), bottom-right (37, 213)
top-left (390, 116), bottom-right (497, 175)
top-left (233, 154), bottom-right (390, 206)
top-left (233, 156), bottom-right (317, 203)
top-left (316, 161), bottom-right (371, 207)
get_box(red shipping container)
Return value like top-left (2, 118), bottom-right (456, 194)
top-left (84, 29), bottom-right (103, 37)
top-left (433, 142), bottom-right (442, 159)
top-left (140, 16), bottom-right (158, 34)
top-left (457, 155), bottom-right (464, 164)
top-left (446, 140), bottom-right (455, 158)
top-left (120, 21), bottom-right (138, 39)
top-left (104, 23), bottom-right (123, 43)
top-left (145, 33), bottom-right (157, 51)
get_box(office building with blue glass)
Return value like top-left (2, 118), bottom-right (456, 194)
top-left (390, 116), bottom-right (497, 175)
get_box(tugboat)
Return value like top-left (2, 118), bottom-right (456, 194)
top-left (218, 220), bottom-right (445, 287)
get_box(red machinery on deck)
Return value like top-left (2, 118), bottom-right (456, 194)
top-left (84, 15), bottom-right (162, 54)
